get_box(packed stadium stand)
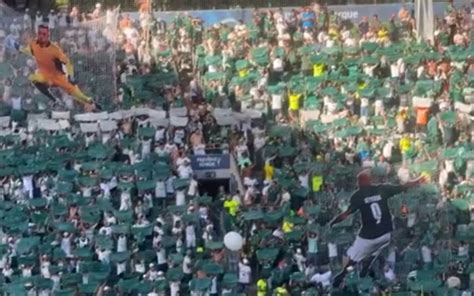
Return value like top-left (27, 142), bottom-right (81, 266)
top-left (0, 0), bottom-right (472, 295)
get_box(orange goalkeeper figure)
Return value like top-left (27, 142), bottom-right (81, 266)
top-left (22, 25), bottom-right (99, 111)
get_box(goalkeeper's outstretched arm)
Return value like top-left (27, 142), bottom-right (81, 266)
top-left (54, 44), bottom-right (74, 78)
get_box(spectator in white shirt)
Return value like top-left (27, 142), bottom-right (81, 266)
top-left (177, 161), bottom-right (193, 179)
top-left (2, 263), bottom-right (13, 280)
top-left (89, 3), bottom-right (102, 19)
top-left (294, 248), bottom-right (306, 272)
top-left (272, 56), bottom-right (284, 73)
top-left (238, 258), bottom-right (251, 292)
top-left (458, 241), bottom-right (469, 257)
top-left (421, 244), bottom-right (432, 267)
top-left (117, 234), bottom-right (127, 252)
top-left (20, 265), bottom-right (33, 278)
top-left (21, 174), bottom-right (33, 199)
top-left (279, 188), bottom-right (291, 206)
top-left (185, 223), bottom-right (196, 248)
top-left (176, 152), bottom-right (191, 168)
top-left (383, 140), bottom-right (394, 161)
top-left (187, 176), bottom-right (198, 197)
top-left (166, 176), bottom-right (176, 197)
top-left (328, 239), bottom-right (338, 267)
top-left (175, 188), bottom-right (186, 206)
top-left (60, 232), bottom-right (72, 257)
top-left (164, 140), bottom-right (177, 155)
top-left (271, 92), bottom-right (283, 117)
top-left (96, 248), bottom-right (111, 264)
top-left (298, 171), bottom-right (310, 189)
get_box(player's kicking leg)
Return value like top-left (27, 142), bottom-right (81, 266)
top-left (332, 259), bottom-right (357, 288)
top-left (333, 233), bottom-right (391, 288)
top-left (360, 255), bottom-right (377, 278)
top-left (360, 243), bottom-right (387, 279)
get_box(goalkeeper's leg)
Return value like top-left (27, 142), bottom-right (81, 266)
top-left (56, 76), bottom-right (92, 105)
top-left (53, 76), bottom-right (101, 111)
top-left (29, 72), bottom-right (57, 103)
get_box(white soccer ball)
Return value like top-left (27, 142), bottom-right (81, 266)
top-left (223, 231), bottom-right (243, 251)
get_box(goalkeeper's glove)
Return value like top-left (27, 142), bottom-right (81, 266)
top-left (63, 63), bottom-right (77, 84)
top-left (19, 46), bottom-right (32, 56)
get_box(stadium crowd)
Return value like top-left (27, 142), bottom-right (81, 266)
top-left (0, 1), bottom-right (472, 295)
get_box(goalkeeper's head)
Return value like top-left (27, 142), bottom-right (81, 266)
top-left (37, 25), bottom-right (50, 46)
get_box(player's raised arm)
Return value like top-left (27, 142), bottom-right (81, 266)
top-left (19, 42), bottom-right (33, 56)
top-left (18, 31), bottom-right (35, 56)
top-left (404, 176), bottom-right (428, 188)
top-left (378, 175), bottom-right (427, 198)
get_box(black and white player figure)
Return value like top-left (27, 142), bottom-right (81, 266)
top-left (330, 169), bottom-right (426, 288)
